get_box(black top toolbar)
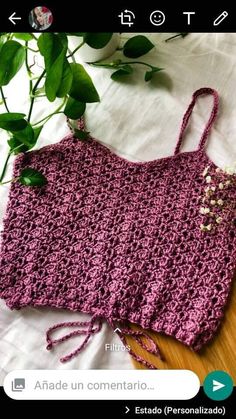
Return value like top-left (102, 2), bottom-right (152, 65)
top-left (1, 3), bottom-right (236, 32)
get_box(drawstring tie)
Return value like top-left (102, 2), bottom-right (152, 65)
top-left (46, 315), bottom-right (162, 369)
top-left (109, 321), bottom-right (163, 370)
top-left (46, 314), bottom-right (102, 363)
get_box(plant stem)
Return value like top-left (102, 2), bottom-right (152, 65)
top-left (0, 87), bottom-right (10, 113)
top-left (165, 33), bottom-right (189, 42)
top-left (30, 33), bottom-right (38, 41)
top-left (67, 41), bottom-right (85, 59)
top-left (25, 42), bottom-right (33, 96)
top-left (27, 69), bottom-right (46, 122)
top-left (90, 60), bottom-right (155, 70)
top-left (121, 61), bottom-right (155, 69)
top-left (0, 152), bottom-right (11, 183)
top-left (32, 97), bottom-right (66, 126)
top-left (25, 47), bottom-right (39, 53)
top-left (0, 177), bottom-right (19, 186)
top-left (33, 111), bottom-right (63, 126)
top-left (67, 48), bottom-right (76, 63)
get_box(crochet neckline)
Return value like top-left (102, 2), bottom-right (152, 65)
top-left (86, 135), bottom-right (224, 173)
top-left (75, 87), bottom-right (223, 172)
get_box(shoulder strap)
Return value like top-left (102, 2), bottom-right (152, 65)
top-left (174, 87), bottom-right (219, 155)
top-left (77, 116), bottom-right (86, 131)
top-left (66, 116), bottom-right (86, 135)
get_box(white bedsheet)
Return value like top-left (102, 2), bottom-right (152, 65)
top-left (1, 33), bottom-right (236, 382)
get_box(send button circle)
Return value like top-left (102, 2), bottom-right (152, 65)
top-left (203, 371), bottom-right (233, 401)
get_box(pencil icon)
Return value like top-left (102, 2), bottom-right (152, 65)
top-left (213, 11), bottom-right (228, 26)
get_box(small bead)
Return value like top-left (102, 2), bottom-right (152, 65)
top-left (206, 176), bottom-right (212, 183)
top-left (215, 167), bottom-right (221, 173)
top-left (200, 223), bottom-right (212, 231)
top-left (210, 199), bottom-right (216, 205)
top-left (210, 186), bottom-right (216, 191)
top-left (216, 217), bottom-right (223, 224)
top-left (200, 207), bottom-right (210, 214)
top-left (202, 166), bottom-right (210, 177)
top-left (218, 182), bottom-right (224, 190)
top-left (205, 186), bottom-right (212, 195)
top-left (226, 180), bottom-right (231, 186)
top-left (217, 199), bottom-right (224, 206)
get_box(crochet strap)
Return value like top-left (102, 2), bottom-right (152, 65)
top-left (66, 116), bottom-right (86, 135)
top-left (46, 314), bottom-right (102, 363)
top-left (77, 116), bottom-right (85, 131)
top-left (174, 87), bottom-right (219, 155)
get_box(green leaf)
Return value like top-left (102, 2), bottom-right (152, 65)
top-left (0, 40), bottom-right (25, 86)
top-left (64, 98), bottom-right (86, 119)
top-left (144, 67), bottom-right (163, 82)
top-left (123, 35), bottom-right (154, 58)
top-left (57, 33), bottom-right (68, 49)
top-left (0, 113), bottom-right (27, 131)
top-left (38, 33), bottom-right (63, 70)
top-left (56, 58), bottom-right (73, 98)
top-left (73, 128), bottom-right (90, 140)
top-left (39, 34), bottom-right (72, 101)
top-left (13, 123), bottom-right (35, 147)
top-left (8, 125), bottom-right (43, 154)
top-left (8, 137), bottom-right (28, 154)
top-left (83, 33), bottom-right (113, 49)
top-left (111, 65), bottom-right (133, 81)
top-left (45, 48), bottom-right (66, 102)
top-left (13, 33), bottom-right (34, 41)
top-left (33, 125), bottom-right (43, 142)
top-left (19, 168), bottom-right (47, 187)
top-left (69, 63), bottom-right (100, 103)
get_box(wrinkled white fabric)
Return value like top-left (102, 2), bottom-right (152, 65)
top-left (1, 33), bottom-right (236, 382)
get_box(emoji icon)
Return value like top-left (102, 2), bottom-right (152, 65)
top-left (150, 10), bottom-right (165, 26)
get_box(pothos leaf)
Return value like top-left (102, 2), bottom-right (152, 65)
top-left (111, 64), bottom-right (133, 81)
top-left (19, 168), bottom-right (47, 187)
top-left (123, 35), bottom-right (155, 58)
top-left (145, 67), bottom-right (164, 82)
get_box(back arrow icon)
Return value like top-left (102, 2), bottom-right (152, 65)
top-left (9, 12), bottom-right (22, 25)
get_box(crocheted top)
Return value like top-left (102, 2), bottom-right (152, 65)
top-left (1, 87), bottom-right (236, 367)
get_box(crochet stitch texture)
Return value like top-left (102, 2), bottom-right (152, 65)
top-left (0, 88), bottom-right (236, 363)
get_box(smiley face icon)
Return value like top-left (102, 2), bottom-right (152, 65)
top-left (150, 10), bottom-right (165, 26)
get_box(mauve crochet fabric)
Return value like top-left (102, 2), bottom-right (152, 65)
top-left (0, 88), bottom-right (236, 363)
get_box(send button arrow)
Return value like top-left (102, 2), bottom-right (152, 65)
top-left (212, 380), bottom-right (225, 392)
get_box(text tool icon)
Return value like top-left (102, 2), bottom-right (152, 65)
top-left (118, 10), bottom-right (135, 27)
top-left (213, 11), bottom-right (228, 26)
